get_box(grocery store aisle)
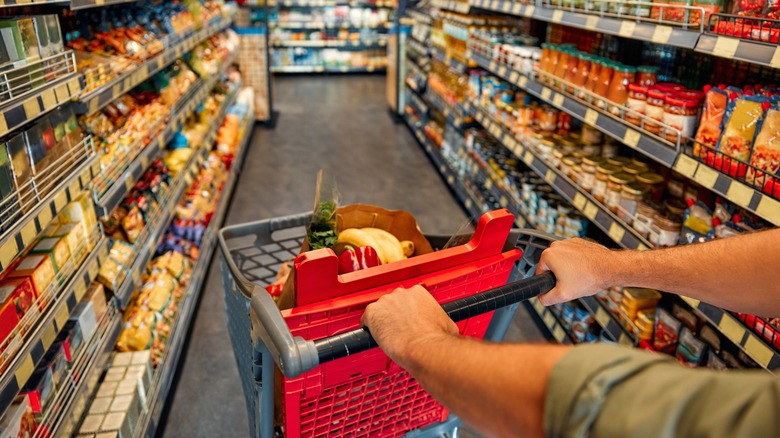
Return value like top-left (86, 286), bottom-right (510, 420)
top-left (160, 75), bottom-right (542, 438)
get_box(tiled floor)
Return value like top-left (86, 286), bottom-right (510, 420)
top-left (160, 75), bottom-right (543, 438)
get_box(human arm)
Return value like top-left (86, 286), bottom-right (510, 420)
top-left (535, 228), bottom-right (780, 316)
top-left (361, 285), bottom-right (570, 438)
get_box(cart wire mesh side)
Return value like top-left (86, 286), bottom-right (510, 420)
top-left (219, 213), bottom-right (556, 437)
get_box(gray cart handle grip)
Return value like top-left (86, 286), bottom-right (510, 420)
top-left (312, 271), bottom-right (556, 365)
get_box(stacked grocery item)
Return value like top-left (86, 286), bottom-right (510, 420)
top-left (711, 0), bottom-right (780, 42)
top-left (542, 0), bottom-right (720, 26)
top-left (0, 15), bottom-right (68, 103)
top-left (0, 106), bottom-right (86, 223)
top-left (62, 1), bottom-right (226, 93)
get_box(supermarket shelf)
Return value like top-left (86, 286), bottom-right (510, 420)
top-left (94, 50), bottom-right (239, 217)
top-left (44, 299), bottom-right (121, 437)
top-left (407, 38), bottom-right (429, 58)
top-left (408, 86), bottom-right (429, 115)
top-left (580, 296), bottom-right (636, 346)
top-left (680, 296), bottom-right (780, 371)
top-left (134, 110), bottom-right (254, 438)
top-left (695, 33), bottom-right (780, 69)
top-left (405, 79), bottom-right (425, 99)
top-left (76, 14), bottom-right (233, 116)
top-left (470, 53), bottom-right (679, 167)
top-left (272, 0), bottom-right (393, 6)
top-left (424, 90), bottom-right (464, 129)
top-left (271, 39), bottom-right (387, 48)
top-left (0, 147), bottom-right (99, 273)
top-left (271, 65), bottom-right (385, 73)
top-left (272, 21), bottom-right (391, 29)
top-left (672, 154), bottom-right (780, 227)
top-left (468, 0), bottom-right (701, 49)
top-left (431, 0), bottom-right (471, 14)
top-left (0, 236), bottom-right (110, 416)
top-left (463, 99), bottom-right (653, 250)
top-left (0, 73), bottom-right (82, 139)
top-left (527, 297), bottom-right (574, 344)
top-left (407, 8), bottom-right (434, 24)
top-left (431, 45), bottom-right (469, 74)
top-left (70, 0), bottom-right (139, 9)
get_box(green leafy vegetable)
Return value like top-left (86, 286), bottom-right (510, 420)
top-left (308, 201), bottom-right (338, 250)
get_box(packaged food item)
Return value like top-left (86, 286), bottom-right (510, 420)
top-left (85, 283), bottom-right (108, 321)
top-left (676, 327), bottom-right (707, 366)
top-left (62, 192), bottom-right (99, 243)
top-left (52, 223), bottom-right (87, 263)
top-left (69, 299), bottom-right (98, 344)
top-left (21, 366), bottom-right (53, 416)
top-left (0, 290), bottom-right (21, 352)
top-left (654, 309), bottom-right (682, 354)
top-left (717, 95), bottom-right (770, 163)
top-left (29, 236), bottom-right (71, 273)
top-left (109, 241), bottom-right (136, 267)
top-left (663, 96), bottom-right (700, 144)
top-left (97, 257), bottom-right (128, 293)
top-left (41, 342), bottom-right (68, 390)
top-left (4, 132), bottom-right (35, 212)
top-left (747, 104), bottom-right (780, 184)
top-left (673, 302), bottom-right (699, 331)
top-left (0, 395), bottom-right (37, 438)
top-left (6, 255), bottom-right (56, 300)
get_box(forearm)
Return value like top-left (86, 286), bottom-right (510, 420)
top-left (610, 228), bottom-right (780, 315)
top-left (400, 333), bottom-right (569, 438)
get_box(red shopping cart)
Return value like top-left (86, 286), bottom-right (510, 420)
top-left (218, 209), bottom-right (556, 437)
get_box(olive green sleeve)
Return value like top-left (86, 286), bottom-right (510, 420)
top-left (544, 343), bottom-right (780, 438)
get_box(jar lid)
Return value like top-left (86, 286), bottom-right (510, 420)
top-left (562, 156), bottom-right (581, 166)
top-left (638, 65), bottom-right (659, 73)
top-left (608, 172), bottom-right (636, 184)
top-left (581, 155), bottom-right (603, 166)
top-left (624, 287), bottom-right (662, 302)
top-left (647, 88), bottom-right (669, 99)
top-left (622, 181), bottom-right (649, 195)
top-left (622, 163), bottom-right (647, 175)
top-left (606, 156), bottom-right (631, 166)
top-left (615, 65), bottom-right (637, 72)
top-left (596, 163), bottom-right (622, 174)
top-left (654, 213), bottom-right (682, 229)
top-left (552, 148), bottom-right (565, 158)
top-left (664, 95), bottom-right (700, 108)
top-left (664, 198), bottom-right (687, 216)
top-left (571, 150), bottom-right (585, 159)
top-left (654, 82), bottom-right (684, 92)
top-left (628, 83), bottom-right (648, 93)
top-left (637, 172), bottom-right (664, 185)
top-left (636, 201), bottom-right (658, 216)
top-left (676, 89), bottom-right (705, 102)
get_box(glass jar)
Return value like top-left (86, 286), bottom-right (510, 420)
top-left (563, 51), bottom-right (581, 92)
top-left (606, 156), bottom-right (631, 167)
top-left (584, 58), bottom-right (602, 95)
top-left (593, 163), bottom-right (621, 204)
top-left (601, 139), bottom-right (619, 158)
top-left (664, 198), bottom-right (687, 217)
top-left (553, 48), bottom-right (570, 82)
top-left (637, 66), bottom-right (658, 87)
top-left (594, 61), bottom-right (615, 104)
top-left (645, 89), bottom-right (668, 135)
top-left (562, 156), bottom-right (582, 182)
top-left (580, 155), bottom-right (602, 192)
top-left (622, 162), bottom-right (649, 176)
top-left (606, 65), bottom-right (637, 113)
top-left (552, 147), bottom-right (566, 169)
top-left (663, 96), bottom-right (700, 144)
top-left (633, 201), bottom-right (659, 238)
top-left (544, 45), bottom-right (560, 84)
top-left (654, 83), bottom-right (684, 93)
top-left (574, 54), bottom-right (592, 92)
top-left (650, 214), bottom-right (682, 247)
top-left (581, 124), bottom-right (603, 146)
top-left (516, 105), bottom-right (535, 128)
top-left (539, 106), bottom-right (559, 132)
top-left (625, 84), bottom-right (648, 126)
top-left (540, 43), bottom-right (551, 72)
top-left (607, 172), bottom-right (635, 213)
top-left (538, 139), bottom-right (555, 160)
top-left (637, 172), bottom-right (664, 202)
top-left (617, 182), bottom-right (649, 224)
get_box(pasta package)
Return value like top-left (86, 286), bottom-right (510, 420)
top-left (747, 105), bottom-right (780, 184)
top-left (716, 96), bottom-right (770, 163)
top-left (693, 86), bottom-right (728, 156)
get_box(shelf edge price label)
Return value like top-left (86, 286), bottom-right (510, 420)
top-left (673, 154), bottom-right (698, 178)
top-left (541, 87), bottom-right (552, 101)
top-left (544, 169), bottom-right (556, 184)
top-left (0, 238), bottom-right (19, 269)
top-left (553, 325), bottom-right (565, 342)
top-left (583, 202), bottom-right (599, 220)
top-left (464, 198), bottom-right (472, 210)
top-left (15, 355), bottom-right (34, 388)
top-left (512, 2), bottom-right (523, 14)
top-left (595, 307), bottom-right (611, 328)
top-left (509, 70), bottom-right (519, 84)
top-left (623, 128), bottom-right (641, 148)
top-left (585, 15), bottom-right (599, 30)
top-left (744, 336), bottom-right (773, 369)
top-left (726, 181), bottom-right (753, 208)
top-left (498, 65), bottom-right (507, 78)
top-left (551, 9), bottom-right (564, 23)
top-left (523, 151), bottom-right (533, 165)
top-left (0, 114), bottom-right (6, 137)
top-left (770, 46), bottom-right (780, 68)
top-left (543, 312), bottom-right (555, 327)
top-left (619, 20), bottom-right (636, 37)
top-left (518, 75), bottom-right (528, 88)
top-left (718, 314), bottom-right (745, 344)
top-left (23, 97), bottom-right (41, 119)
top-left (651, 25), bottom-right (672, 44)
top-left (756, 195), bottom-right (780, 226)
top-left (502, 0), bottom-right (511, 12)
top-left (573, 193), bottom-right (586, 210)
top-left (693, 164), bottom-right (719, 189)
top-left (500, 196), bottom-right (508, 207)
top-left (680, 295), bottom-right (699, 308)
top-left (712, 36), bottom-right (740, 59)
top-left (525, 5), bottom-right (535, 16)
top-left (584, 108), bottom-right (599, 126)
top-left (485, 178), bottom-right (493, 190)
top-left (552, 93), bottom-right (565, 107)
top-left (608, 222), bottom-right (625, 243)
top-left (490, 60), bottom-right (498, 72)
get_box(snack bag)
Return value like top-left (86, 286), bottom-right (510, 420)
top-left (694, 86), bottom-right (728, 156)
top-left (747, 104), bottom-right (780, 184)
top-left (715, 95), bottom-right (770, 172)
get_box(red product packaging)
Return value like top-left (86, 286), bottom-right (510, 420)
top-left (0, 277), bottom-right (37, 332)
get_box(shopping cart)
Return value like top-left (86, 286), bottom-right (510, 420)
top-left (218, 209), bottom-right (557, 438)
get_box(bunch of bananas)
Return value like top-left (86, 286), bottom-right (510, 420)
top-left (334, 228), bottom-right (415, 264)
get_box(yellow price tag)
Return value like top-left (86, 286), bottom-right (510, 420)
top-left (500, 196), bottom-right (508, 207)
top-left (619, 21), bottom-right (636, 38)
top-left (465, 198), bottom-right (473, 210)
top-left (770, 46), bottom-right (780, 68)
top-left (498, 65), bottom-right (507, 78)
top-left (502, 1), bottom-right (511, 12)
top-left (618, 333), bottom-right (633, 346)
top-left (673, 154), bottom-right (698, 178)
top-left (485, 179), bottom-right (493, 190)
top-left (68, 77), bottom-right (82, 95)
top-left (544, 169), bottom-right (556, 184)
top-left (124, 175), bottom-right (134, 192)
top-left (74, 280), bottom-right (87, 301)
top-left (756, 195), bottom-right (780, 226)
top-left (541, 87), bottom-right (552, 101)
top-left (595, 307), bottom-right (611, 328)
top-left (54, 84), bottom-right (69, 103)
top-left (55, 304), bottom-right (69, 330)
top-left (23, 98), bottom-right (41, 119)
top-left (543, 312), bottom-right (555, 327)
top-left (88, 97), bottom-right (99, 115)
top-left (608, 222), bottom-right (625, 243)
top-left (552, 93), bottom-right (565, 107)
top-left (551, 9), bottom-right (564, 23)
top-left (132, 269), bottom-right (141, 286)
top-left (553, 325), bottom-right (565, 342)
top-left (693, 165), bottom-right (719, 189)
top-left (41, 323), bottom-right (57, 351)
top-left (726, 181), bottom-right (754, 208)
top-left (525, 4), bottom-right (535, 15)
top-left (512, 2), bottom-right (523, 13)
top-left (623, 129), bottom-right (641, 148)
top-left (518, 75), bottom-right (528, 88)
top-left (652, 25), bottom-right (673, 44)
top-left (0, 238), bottom-right (19, 269)
top-left (20, 220), bottom-right (37, 248)
top-left (40, 89), bottom-right (56, 110)
top-left (0, 114), bottom-right (7, 137)
top-left (490, 61), bottom-right (498, 72)
top-left (516, 215), bottom-right (526, 228)
top-left (744, 336), bottom-right (773, 368)
top-left (583, 202), bottom-right (599, 220)
top-left (680, 296), bottom-right (699, 307)
top-left (447, 175), bottom-right (455, 185)
top-left (712, 36), bottom-right (740, 59)
top-left (523, 151), bottom-right (533, 165)
top-left (15, 355), bottom-right (34, 388)
top-left (37, 207), bottom-right (52, 230)
top-left (573, 193), bottom-right (586, 210)
top-left (509, 72), bottom-right (520, 86)
top-left (585, 15), bottom-right (599, 30)
top-left (718, 314), bottom-right (745, 344)
top-left (87, 260), bottom-right (99, 280)
top-left (584, 108), bottom-right (599, 126)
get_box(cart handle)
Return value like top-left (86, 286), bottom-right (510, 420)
top-left (312, 271), bottom-right (556, 367)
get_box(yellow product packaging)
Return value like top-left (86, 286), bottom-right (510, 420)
top-left (109, 241), bottom-right (136, 267)
top-left (97, 257), bottom-right (128, 292)
top-left (29, 236), bottom-right (71, 273)
top-left (116, 325), bottom-right (153, 352)
top-left (622, 287), bottom-right (662, 310)
top-left (52, 223), bottom-right (86, 264)
top-left (61, 192), bottom-right (99, 246)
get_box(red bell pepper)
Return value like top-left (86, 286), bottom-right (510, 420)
top-left (338, 246), bottom-right (380, 274)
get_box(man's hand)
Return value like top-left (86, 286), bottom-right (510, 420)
top-left (535, 238), bottom-right (617, 306)
top-left (361, 285), bottom-right (459, 369)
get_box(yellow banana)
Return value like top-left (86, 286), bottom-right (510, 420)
top-left (400, 240), bottom-right (415, 257)
top-left (336, 228), bottom-right (388, 263)
top-left (361, 228), bottom-right (405, 263)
